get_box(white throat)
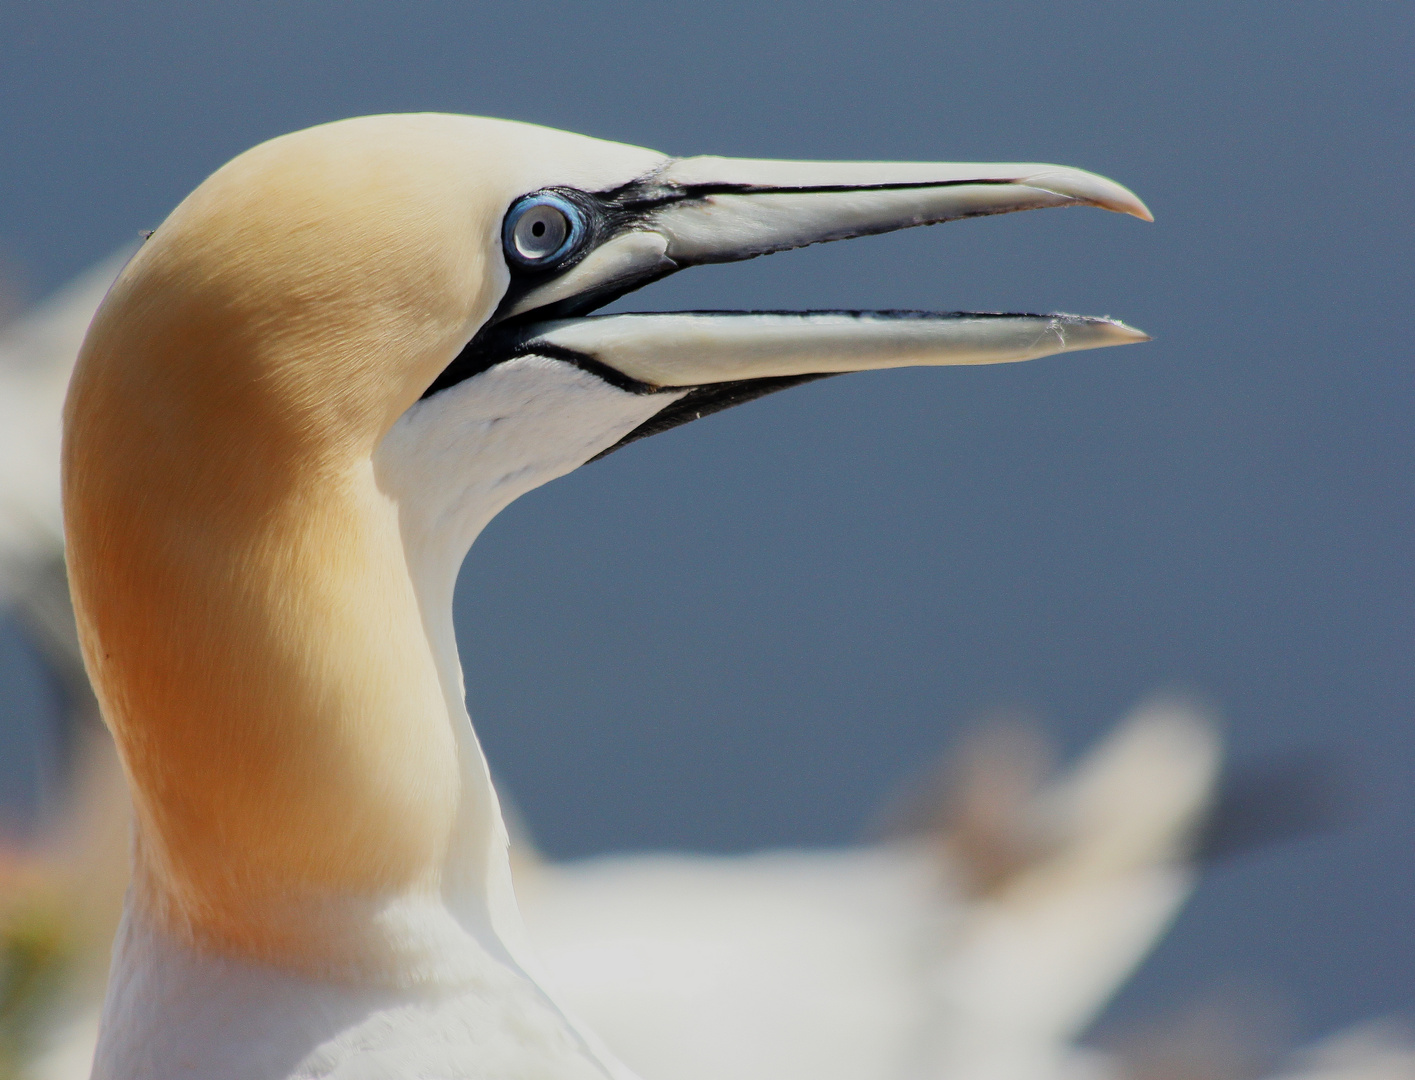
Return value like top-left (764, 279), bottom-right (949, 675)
top-left (369, 355), bottom-right (679, 961)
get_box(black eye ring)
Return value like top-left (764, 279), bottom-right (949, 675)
top-left (502, 191), bottom-right (588, 270)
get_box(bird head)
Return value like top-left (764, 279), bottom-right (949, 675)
top-left (74, 113), bottom-right (1150, 514)
top-left (60, 113), bottom-right (1150, 974)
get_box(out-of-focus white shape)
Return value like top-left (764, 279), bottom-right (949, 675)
top-left (23, 1011), bottom-right (102, 1080)
top-left (519, 701), bottom-right (1219, 1080)
top-left (524, 846), bottom-right (937, 1080)
top-left (1279, 1023), bottom-right (1415, 1080)
top-left (916, 704), bottom-right (1218, 1080)
top-left (0, 248), bottom-right (133, 599)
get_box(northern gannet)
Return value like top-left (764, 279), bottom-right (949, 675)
top-left (62, 114), bottom-right (1153, 1078)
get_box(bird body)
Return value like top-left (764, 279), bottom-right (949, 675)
top-left (60, 113), bottom-right (1153, 1077)
top-left (521, 704), bottom-right (1220, 1080)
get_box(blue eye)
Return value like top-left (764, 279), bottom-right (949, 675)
top-left (503, 192), bottom-right (587, 269)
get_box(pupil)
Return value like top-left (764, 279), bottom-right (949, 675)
top-left (510, 199), bottom-right (577, 262)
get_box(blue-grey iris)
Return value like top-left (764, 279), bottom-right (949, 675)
top-left (503, 192), bottom-right (586, 269)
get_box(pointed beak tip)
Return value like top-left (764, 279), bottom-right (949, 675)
top-left (1067, 317), bottom-right (1151, 351)
top-left (1108, 320), bottom-right (1152, 345)
top-left (1100, 186), bottom-right (1153, 222)
top-left (1025, 168), bottom-right (1152, 222)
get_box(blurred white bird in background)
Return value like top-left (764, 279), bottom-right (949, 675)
top-left (0, 237), bottom-right (1410, 1078)
top-left (520, 701), bottom-right (1219, 1080)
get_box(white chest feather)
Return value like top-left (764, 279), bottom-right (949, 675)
top-left (93, 908), bottom-right (619, 1080)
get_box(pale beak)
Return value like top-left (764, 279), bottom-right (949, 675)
top-left (428, 153), bottom-right (1152, 450)
top-left (512, 310), bottom-right (1147, 388)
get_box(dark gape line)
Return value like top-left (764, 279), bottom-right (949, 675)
top-left (591, 372), bottom-right (843, 461)
top-left (422, 332), bottom-right (657, 400)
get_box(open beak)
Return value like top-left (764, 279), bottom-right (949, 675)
top-left (430, 153), bottom-right (1152, 450)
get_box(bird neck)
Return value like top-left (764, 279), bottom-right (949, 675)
top-left (71, 448), bottom-right (519, 981)
top-left (61, 330), bottom-right (519, 989)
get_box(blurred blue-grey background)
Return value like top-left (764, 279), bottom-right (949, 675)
top-left (0, 0), bottom-right (1409, 1049)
